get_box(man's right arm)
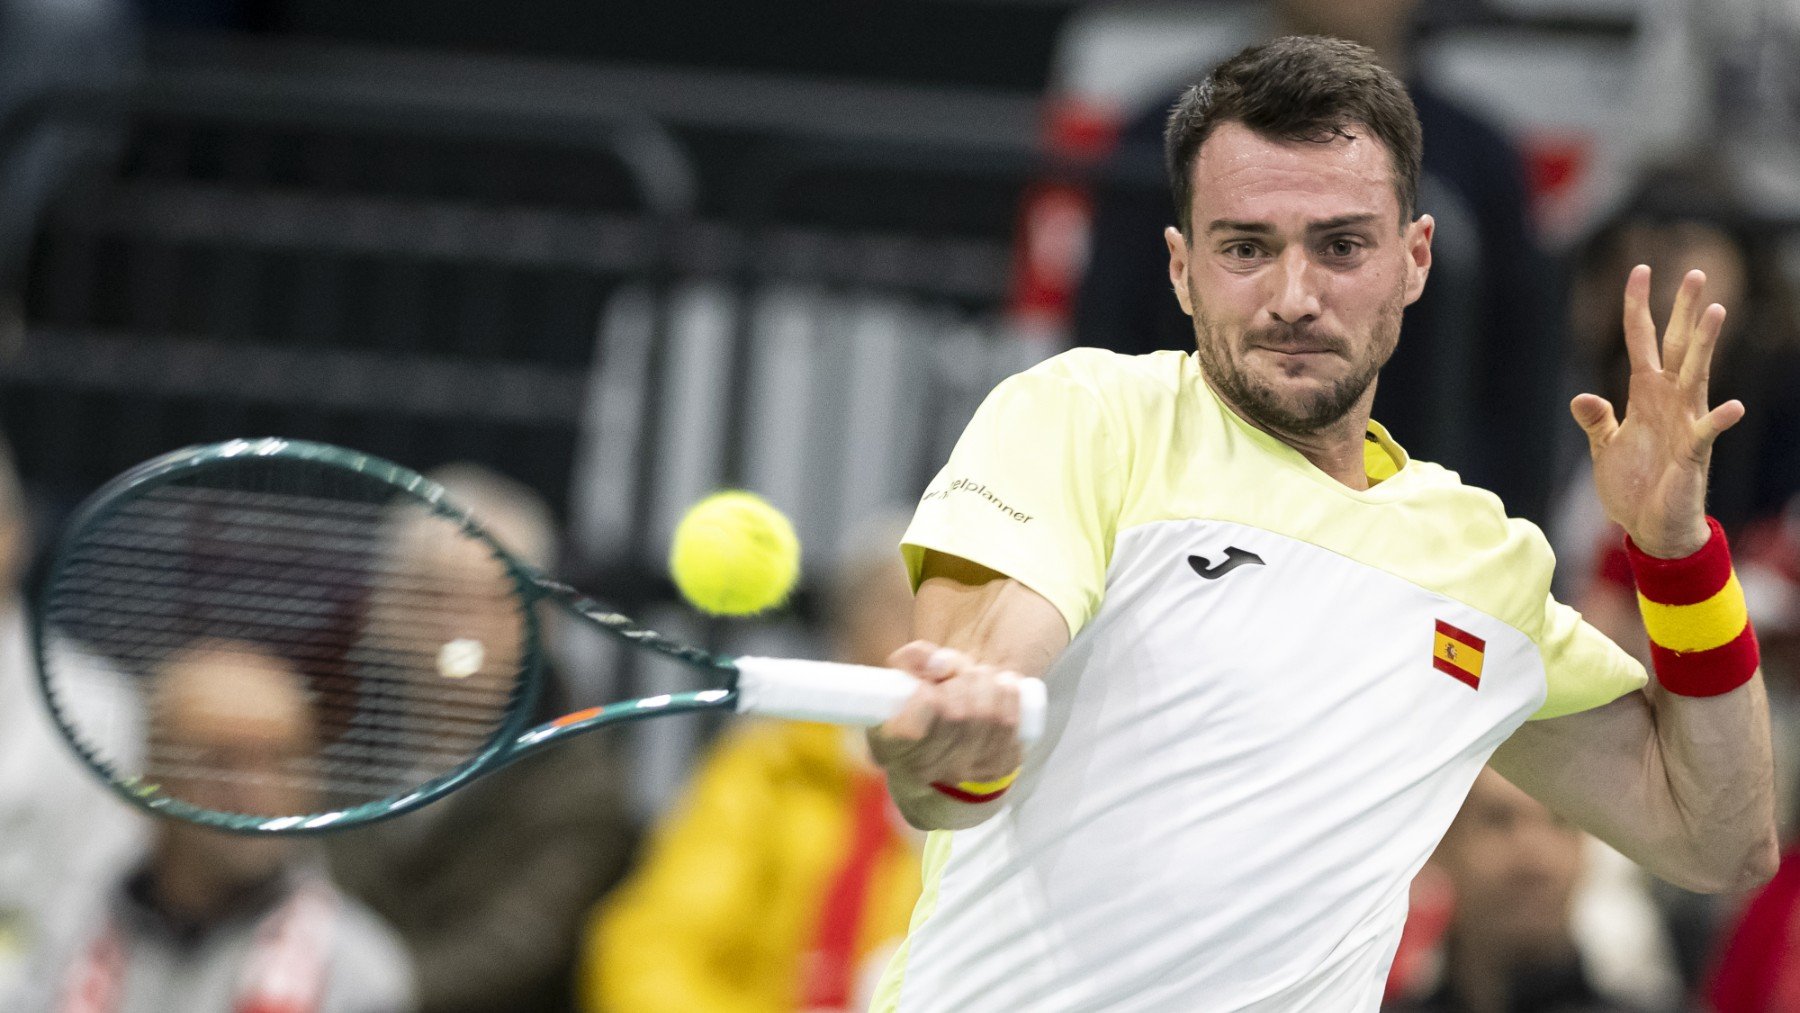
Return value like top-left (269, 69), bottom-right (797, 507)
top-left (868, 551), bottom-right (1070, 831)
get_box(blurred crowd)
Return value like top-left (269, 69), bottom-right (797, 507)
top-left (4, 0), bottom-right (1800, 1011)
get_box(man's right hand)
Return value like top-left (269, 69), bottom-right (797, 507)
top-left (868, 640), bottom-right (1025, 789)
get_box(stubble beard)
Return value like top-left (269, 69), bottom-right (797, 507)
top-left (1191, 289), bottom-right (1404, 436)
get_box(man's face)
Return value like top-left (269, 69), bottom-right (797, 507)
top-left (1432, 769), bottom-right (1585, 961)
top-left (1166, 121), bottom-right (1431, 437)
top-left (150, 645), bottom-right (317, 885)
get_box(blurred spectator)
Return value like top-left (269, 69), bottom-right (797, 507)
top-left (1385, 769), bottom-right (1665, 1013)
top-left (327, 464), bottom-right (634, 1013)
top-left (0, 433), bottom-right (144, 1005)
top-left (1074, 0), bottom-right (1557, 520)
top-left (42, 641), bottom-right (414, 1012)
top-left (581, 520), bottom-right (921, 1013)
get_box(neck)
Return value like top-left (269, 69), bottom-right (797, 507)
top-left (1206, 377), bottom-right (1377, 489)
top-left (148, 842), bottom-right (275, 925)
top-left (149, 857), bottom-right (230, 924)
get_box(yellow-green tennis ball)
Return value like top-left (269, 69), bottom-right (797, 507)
top-left (669, 491), bottom-right (800, 616)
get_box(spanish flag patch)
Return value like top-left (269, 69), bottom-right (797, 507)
top-left (1432, 620), bottom-right (1485, 689)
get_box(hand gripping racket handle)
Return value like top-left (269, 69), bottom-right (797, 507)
top-left (731, 657), bottom-right (1046, 745)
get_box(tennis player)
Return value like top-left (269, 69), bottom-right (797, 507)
top-left (868, 36), bottom-right (1778, 1011)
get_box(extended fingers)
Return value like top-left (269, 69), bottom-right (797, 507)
top-left (1679, 302), bottom-right (1728, 396)
top-left (1692, 399), bottom-right (1747, 455)
top-left (1662, 269), bottom-right (1708, 374)
top-left (1622, 265), bottom-right (1661, 373)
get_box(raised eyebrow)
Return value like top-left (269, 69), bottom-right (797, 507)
top-left (1205, 219), bottom-right (1274, 235)
top-left (1308, 213), bottom-right (1382, 233)
top-left (1205, 214), bottom-right (1383, 236)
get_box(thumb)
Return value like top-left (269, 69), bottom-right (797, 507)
top-left (1570, 394), bottom-right (1619, 450)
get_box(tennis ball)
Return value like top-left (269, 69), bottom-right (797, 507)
top-left (669, 491), bottom-right (800, 616)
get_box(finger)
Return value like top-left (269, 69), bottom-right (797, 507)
top-left (952, 670), bottom-right (1003, 777)
top-left (974, 671), bottom-right (1022, 777)
top-left (1693, 399), bottom-right (1746, 453)
top-left (1679, 302), bottom-right (1727, 396)
top-left (876, 681), bottom-right (940, 743)
top-left (887, 640), bottom-right (941, 675)
top-left (1662, 269), bottom-right (1707, 375)
top-left (1622, 265), bottom-right (1661, 373)
top-left (982, 671), bottom-right (1023, 772)
top-left (995, 671), bottom-right (1022, 734)
top-left (1570, 393), bottom-right (1620, 451)
top-left (922, 646), bottom-right (969, 683)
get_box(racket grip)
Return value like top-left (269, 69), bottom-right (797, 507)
top-left (731, 657), bottom-right (1046, 745)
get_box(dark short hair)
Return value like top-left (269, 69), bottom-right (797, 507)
top-left (1164, 35), bottom-right (1423, 236)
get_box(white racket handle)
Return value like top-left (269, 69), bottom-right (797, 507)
top-left (732, 656), bottom-right (1046, 745)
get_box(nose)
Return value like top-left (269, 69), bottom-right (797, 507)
top-left (1266, 248), bottom-right (1322, 325)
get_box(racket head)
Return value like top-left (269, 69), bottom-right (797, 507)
top-left (34, 438), bottom-right (548, 834)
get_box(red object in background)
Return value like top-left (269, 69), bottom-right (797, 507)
top-left (1517, 132), bottom-right (1592, 226)
top-left (1006, 99), bottom-right (1121, 333)
top-left (1706, 844), bottom-right (1800, 1012)
top-left (1043, 98), bottom-right (1120, 159)
top-left (798, 771), bottom-right (896, 1012)
top-left (1385, 863), bottom-right (1456, 1002)
top-left (1008, 182), bottom-right (1095, 327)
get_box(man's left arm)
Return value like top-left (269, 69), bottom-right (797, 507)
top-left (1492, 670), bottom-right (1775, 893)
top-left (1492, 264), bottom-right (1779, 893)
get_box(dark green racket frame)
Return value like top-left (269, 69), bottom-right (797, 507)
top-left (35, 438), bottom-right (744, 835)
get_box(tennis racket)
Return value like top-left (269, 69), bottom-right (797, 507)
top-left (34, 437), bottom-right (1046, 835)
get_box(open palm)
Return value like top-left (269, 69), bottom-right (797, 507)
top-left (1573, 265), bottom-right (1745, 559)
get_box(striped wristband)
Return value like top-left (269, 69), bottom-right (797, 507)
top-left (1626, 517), bottom-right (1760, 697)
top-left (931, 769), bottom-right (1020, 804)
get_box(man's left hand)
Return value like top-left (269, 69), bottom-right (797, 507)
top-left (1573, 264), bottom-right (1744, 559)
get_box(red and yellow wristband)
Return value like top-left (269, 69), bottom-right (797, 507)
top-left (1626, 516), bottom-right (1760, 697)
top-left (931, 768), bottom-right (1020, 804)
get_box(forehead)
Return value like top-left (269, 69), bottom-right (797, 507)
top-left (1190, 120), bottom-right (1399, 227)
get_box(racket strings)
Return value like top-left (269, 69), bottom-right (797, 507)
top-left (42, 470), bottom-right (532, 821)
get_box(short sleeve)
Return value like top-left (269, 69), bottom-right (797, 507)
top-left (902, 358), bottom-right (1126, 638)
top-left (1529, 597), bottom-right (1649, 720)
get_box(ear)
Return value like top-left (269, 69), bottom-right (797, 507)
top-left (1402, 214), bottom-right (1434, 307)
top-left (1165, 226), bottom-right (1195, 316)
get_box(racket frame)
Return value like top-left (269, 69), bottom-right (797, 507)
top-left (33, 438), bottom-right (744, 835)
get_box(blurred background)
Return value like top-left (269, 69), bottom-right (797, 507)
top-left (5, 0), bottom-right (1800, 1010)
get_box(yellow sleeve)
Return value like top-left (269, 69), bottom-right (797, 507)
top-left (902, 352), bottom-right (1128, 638)
top-left (1529, 596), bottom-right (1649, 720)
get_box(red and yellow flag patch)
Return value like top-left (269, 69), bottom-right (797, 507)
top-left (1432, 620), bottom-right (1485, 689)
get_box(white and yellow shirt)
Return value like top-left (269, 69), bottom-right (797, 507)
top-left (875, 349), bottom-right (1645, 1012)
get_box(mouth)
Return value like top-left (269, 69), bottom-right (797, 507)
top-left (1254, 345), bottom-right (1340, 363)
